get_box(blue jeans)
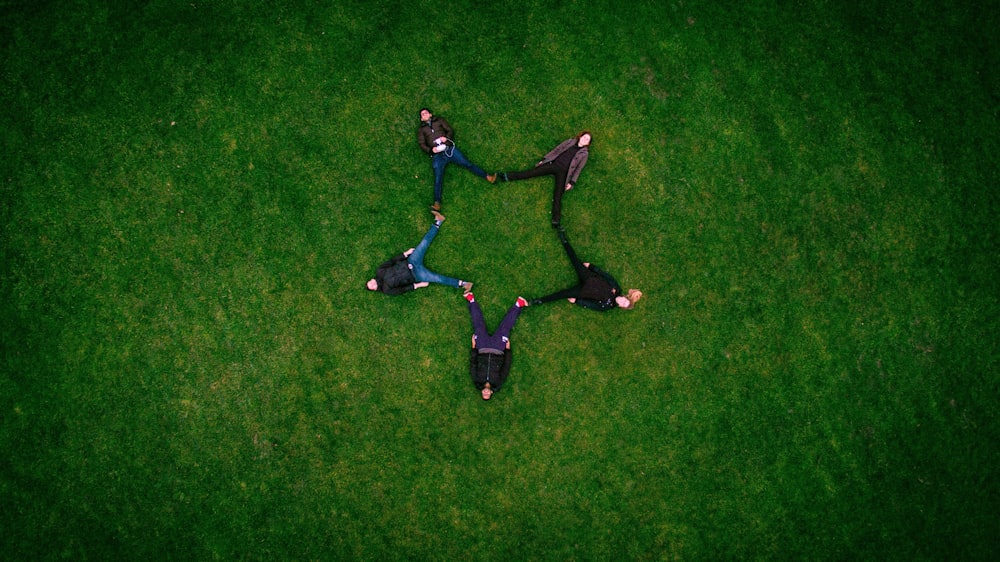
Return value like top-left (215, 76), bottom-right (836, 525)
top-left (431, 145), bottom-right (487, 203)
top-left (407, 222), bottom-right (463, 288)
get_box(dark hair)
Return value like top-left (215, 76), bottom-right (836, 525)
top-left (577, 130), bottom-right (592, 145)
top-left (419, 108), bottom-right (431, 117)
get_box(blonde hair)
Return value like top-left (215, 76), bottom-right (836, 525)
top-left (626, 289), bottom-right (643, 305)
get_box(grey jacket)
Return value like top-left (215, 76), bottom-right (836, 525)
top-left (540, 138), bottom-right (590, 186)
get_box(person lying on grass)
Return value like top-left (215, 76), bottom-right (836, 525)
top-left (366, 210), bottom-right (473, 296)
top-left (417, 107), bottom-right (496, 212)
top-left (528, 227), bottom-right (642, 311)
top-left (465, 292), bottom-right (528, 400)
top-left (495, 131), bottom-right (591, 228)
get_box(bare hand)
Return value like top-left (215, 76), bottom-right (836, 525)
top-left (404, 248), bottom-right (415, 257)
top-left (565, 183), bottom-right (573, 191)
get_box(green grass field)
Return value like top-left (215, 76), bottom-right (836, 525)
top-left (3, 0), bottom-right (998, 559)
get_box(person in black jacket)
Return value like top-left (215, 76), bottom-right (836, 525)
top-left (366, 210), bottom-right (473, 295)
top-left (465, 292), bottom-right (528, 400)
top-left (417, 108), bottom-right (496, 211)
top-left (529, 228), bottom-right (642, 311)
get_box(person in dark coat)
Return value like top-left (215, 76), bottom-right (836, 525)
top-left (465, 292), bottom-right (528, 400)
top-left (366, 210), bottom-right (473, 295)
top-left (529, 227), bottom-right (642, 311)
top-left (496, 131), bottom-right (591, 227)
top-left (417, 108), bottom-right (496, 211)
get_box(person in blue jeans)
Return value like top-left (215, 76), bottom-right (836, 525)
top-left (417, 108), bottom-right (496, 211)
top-left (464, 292), bottom-right (528, 400)
top-left (366, 210), bottom-right (473, 295)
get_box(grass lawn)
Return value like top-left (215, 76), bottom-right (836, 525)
top-left (2, 0), bottom-right (998, 560)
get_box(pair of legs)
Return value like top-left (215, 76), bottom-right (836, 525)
top-left (408, 221), bottom-right (465, 288)
top-left (501, 162), bottom-right (569, 226)
top-left (468, 300), bottom-right (522, 349)
top-left (531, 228), bottom-right (588, 303)
top-left (432, 146), bottom-right (488, 205)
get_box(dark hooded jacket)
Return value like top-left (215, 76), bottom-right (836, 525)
top-left (374, 254), bottom-right (416, 295)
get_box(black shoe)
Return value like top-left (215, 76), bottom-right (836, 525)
top-left (530, 299), bottom-right (543, 306)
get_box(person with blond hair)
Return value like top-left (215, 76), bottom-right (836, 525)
top-left (528, 228), bottom-right (642, 311)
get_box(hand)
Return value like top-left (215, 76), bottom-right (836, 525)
top-left (436, 137), bottom-right (447, 144)
top-left (565, 183), bottom-right (573, 191)
top-left (414, 282), bottom-right (430, 289)
top-left (567, 298), bottom-right (577, 303)
top-left (583, 262), bottom-right (591, 268)
top-left (404, 248), bottom-right (415, 257)
top-left (433, 145), bottom-right (445, 153)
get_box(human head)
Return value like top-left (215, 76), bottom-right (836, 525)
top-left (577, 131), bottom-right (592, 147)
top-left (419, 108), bottom-right (432, 121)
top-left (366, 278), bottom-right (379, 291)
top-left (481, 383), bottom-right (493, 400)
top-left (615, 288), bottom-right (643, 309)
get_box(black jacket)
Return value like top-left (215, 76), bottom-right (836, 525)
top-left (470, 348), bottom-right (511, 392)
top-left (375, 254), bottom-right (416, 295)
top-left (575, 264), bottom-right (622, 311)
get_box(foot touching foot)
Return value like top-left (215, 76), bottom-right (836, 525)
top-left (431, 210), bottom-right (446, 223)
top-left (462, 281), bottom-right (474, 294)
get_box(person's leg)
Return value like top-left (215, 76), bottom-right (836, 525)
top-left (530, 285), bottom-right (582, 305)
top-left (550, 167), bottom-right (570, 226)
top-left (557, 227), bottom-right (589, 281)
top-left (448, 147), bottom-right (487, 178)
top-left (432, 154), bottom-right (448, 204)
top-left (408, 221), bottom-right (466, 288)
top-left (468, 300), bottom-right (490, 341)
top-left (493, 303), bottom-right (523, 341)
top-left (408, 220), bottom-right (440, 267)
top-left (501, 162), bottom-right (557, 182)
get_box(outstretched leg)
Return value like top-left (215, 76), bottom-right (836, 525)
top-left (448, 146), bottom-right (487, 178)
top-left (493, 302), bottom-right (524, 342)
top-left (501, 161), bottom-right (558, 182)
top-left (468, 299), bottom-right (489, 341)
top-left (558, 228), bottom-right (589, 281)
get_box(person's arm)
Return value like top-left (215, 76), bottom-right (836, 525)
top-left (566, 149), bottom-right (589, 189)
top-left (469, 347), bottom-right (478, 379)
top-left (572, 297), bottom-right (613, 311)
top-left (382, 283), bottom-right (414, 296)
top-left (438, 117), bottom-right (453, 142)
top-left (496, 351), bottom-right (512, 389)
top-left (418, 127), bottom-right (434, 155)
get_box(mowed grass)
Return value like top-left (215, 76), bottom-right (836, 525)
top-left (2, 0), bottom-right (998, 560)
